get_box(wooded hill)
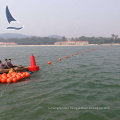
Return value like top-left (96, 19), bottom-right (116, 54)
top-left (0, 34), bottom-right (120, 45)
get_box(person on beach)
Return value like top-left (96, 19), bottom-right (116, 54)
top-left (0, 60), bottom-right (10, 69)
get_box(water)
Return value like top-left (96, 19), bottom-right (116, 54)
top-left (0, 45), bottom-right (120, 120)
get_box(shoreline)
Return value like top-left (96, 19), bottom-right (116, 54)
top-left (0, 44), bottom-right (119, 47)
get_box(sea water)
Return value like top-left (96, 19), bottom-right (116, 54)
top-left (0, 45), bottom-right (120, 120)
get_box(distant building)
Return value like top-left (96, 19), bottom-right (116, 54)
top-left (54, 41), bottom-right (88, 45)
top-left (0, 42), bottom-right (18, 46)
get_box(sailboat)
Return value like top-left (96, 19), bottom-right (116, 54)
top-left (6, 6), bottom-right (23, 30)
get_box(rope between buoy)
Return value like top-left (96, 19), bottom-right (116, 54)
top-left (0, 82), bottom-right (10, 98)
top-left (38, 45), bottom-right (112, 67)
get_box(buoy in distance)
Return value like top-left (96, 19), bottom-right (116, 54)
top-left (58, 58), bottom-right (61, 61)
top-left (76, 53), bottom-right (78, 55)
top-left (48, 61), bottom-right (51, 64)
top-left (71, 54), bottom-right (73, 56)
top-left (65, 56), bottom-right (68, 58)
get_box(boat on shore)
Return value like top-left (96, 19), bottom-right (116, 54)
top-left (0, 65), bottom-right (28, 74)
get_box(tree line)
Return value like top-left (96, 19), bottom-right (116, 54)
top-left (71, 34), bottom-right (120, 44)
top-left (0, 34), bottom-right (120, 45)
top-left (0, 37), bottom-right (66, 45)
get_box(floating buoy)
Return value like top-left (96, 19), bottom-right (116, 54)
top-left (16, 75), bottom-right (21, 80)
top-left (21, 74), bottom-right (25, 79)
top-left (58, 58), bottom-right (61, 61)
top-left (48, 61), bottom-right (51, 64)
top-left (28, 54), bottom-right (39, 71)
top-left (12, 77), bottom-right (17, 82)
top-left (38, 46), bottom-right (111, 68)
top-left (7, 78), bottom-right (12, 83)
top-left (25, 72), bottom-right (30, 77)
top-left (0, 71), bottom-right (30, 84)
top-left (1, 78), bottom-right (6, 83)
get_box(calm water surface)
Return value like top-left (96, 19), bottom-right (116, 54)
top-left (0, 45), bottom-right (120, 120)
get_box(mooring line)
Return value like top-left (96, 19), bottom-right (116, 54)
top-left (0, 82), bottom-right (10, 98)
top-left (0, 84), bottom-right (5, 90)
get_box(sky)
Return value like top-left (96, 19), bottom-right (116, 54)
top-left (0, 0), bottom-right (120, 38)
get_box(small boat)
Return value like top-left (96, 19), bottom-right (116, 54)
top-left (0, 65), bottom-right (28, 74)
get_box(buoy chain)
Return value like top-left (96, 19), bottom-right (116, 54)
top-left (39, 45), bottom-right (112, 66)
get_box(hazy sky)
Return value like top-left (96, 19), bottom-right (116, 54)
top-left (0, 0), bottom-right (120, 38)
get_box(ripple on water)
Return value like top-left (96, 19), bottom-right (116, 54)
top-left (0, 46), bottom-right (120, 120)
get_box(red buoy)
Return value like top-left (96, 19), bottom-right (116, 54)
top-left (65, 56), bottom-right (68, 58)
top-left (48, 61), bottom-right (51, 64)
top-left (58, 58), bottom-right (61, 61)
top-left (25, 72), bottom-right (30, 77)
top-left (76, 53), bottom-right (78, 55)
top-left (28, 55), bottom-right (39, 71)
top-left (71, 54), bottom-right (73, 56)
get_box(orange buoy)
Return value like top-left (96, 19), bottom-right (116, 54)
top-left (16, 75), bottom-right (21, 80)
top-left (25, 72), bottom-right (30, 77)
top-left (58, 58), bottom-right (61, 61)
top-left (22, 73), bottom-right (26, 78)
top-left (79, 52), bottom-right (81, 53)
top-left (0, 71), bottom-right (31, 83)
top-left (2, 73), bottom-right (7, 76)
top-left (0, 76), bottom-right (1, 82)
top-left (22, 72), bottom-right (26, 77)
top-left (76, 53), bottom-right (78, 55)
top-left (48, 61), bottom-right (51, 64)
top-left (12, 77), bottom-right (17, 82)
top-left (71, 54), bottom-right (73, 56)
top-left (7, 74), bottom-right (12, 78)
top-left (21, 74), bottom-right (25, 79)
top-left (1, 78), bottom-right (7, 83)
top-left (7, 78), bottom-right (12, 83)
top-left (2, 75), bottom-right (7, 79)
top-left (65, 56), bottom-right (68, 58)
